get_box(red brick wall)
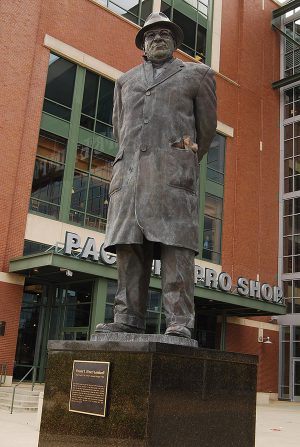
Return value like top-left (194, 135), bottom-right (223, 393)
top-left (0, 282), bottom-right (23, 376)
top-left (0, 0), bottom-right (192, 375)
top-left (219, 0), bottom-right (280, 285)
top-left (226, 323), bottom-right (279, 392)
top-left (0, 0), bottom-right (282, 387)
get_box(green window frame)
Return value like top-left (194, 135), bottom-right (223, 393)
top-left (99, 0), bottom-right (154, 26)
top-left (198, 133), bottom-right (226, 264)
top-left (31, 53), bottom-right (118, 232)
top-left (160, 0), bottom-right (213, 62)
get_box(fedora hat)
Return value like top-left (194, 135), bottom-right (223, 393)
top-left (135, 12), bottom-right (184, 50)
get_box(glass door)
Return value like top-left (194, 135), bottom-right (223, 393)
top-left (293, 359), bottom-right (300, 401)
top-left (38, 281), bottom-right (93, 381)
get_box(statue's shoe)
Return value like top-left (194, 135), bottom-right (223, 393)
top-left (95, 322), bottom-right (144, 334)
top-left (165, 325), bottom-right (191, 339)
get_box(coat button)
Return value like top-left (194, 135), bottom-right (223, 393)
top-left (146, 91), bottom-right (151, 96)
top-left (141, 146), bottom-right (148, 152)
top-left (144, 119), bottom-right (149, 124)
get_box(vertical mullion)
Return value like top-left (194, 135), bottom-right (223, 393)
top-left (205, 0), bottom-right (214, 66)
top-left (90, 278), bottom-right (108, 332)
top-left (170, 0), bottom-right (174, 21)
top-left (59, 65), bottom-right (86, 222)
top-left (198, 154), bottom-right (208, 259)
top-left (138, 0), bottom-right (143, 25)
top-left (194, 1), bottom-right (199, 58)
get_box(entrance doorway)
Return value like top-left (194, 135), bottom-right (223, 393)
top-left (14, 281), bottom-right (93, 382)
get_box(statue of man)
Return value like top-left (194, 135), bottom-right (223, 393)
top-left (96, 12), bottom-right (217, 339)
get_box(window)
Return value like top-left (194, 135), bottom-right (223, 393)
top-left (284, 19), bottom-right (300, 79)
top-left (30, 131), bottom-right (67, 218)
top-left (207, 134), bottom-right (225, 184)
top-left (99, 0), bottom-right (153, 25)
top-left (80, 71), bottom-right (114, 139)
top-left (30, 53), bottom-right (117, 230)
top-left (202, 194), bottom-right (223, 264)
top-left (43, 54), bottom-right (76, 121)
top-left (283, 197), bottom-right (300, 272)
top-left (283, 121), bottom-right (300, 193)
top-left (161, 0), bottom-right (209, 60)
top-left (282, 279), bottom-right (300, 312)
top-left (70, 145), bottom-right (113, 232)
top-left (201, 134), bottom-right (225, 264)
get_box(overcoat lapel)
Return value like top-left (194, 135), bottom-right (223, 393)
top-left (142, 58), bottom-right (184, 90)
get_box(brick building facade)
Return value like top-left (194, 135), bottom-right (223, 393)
top-left (0, 0), bottom-right (287, 399)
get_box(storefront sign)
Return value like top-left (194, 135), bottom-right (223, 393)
top-left (69, 360), bottom-right (110, 417)
top-left (64, 232), bottom-right (283, 304)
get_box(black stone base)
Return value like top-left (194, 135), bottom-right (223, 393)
top-left (38, 339), bottom-right (257, 447)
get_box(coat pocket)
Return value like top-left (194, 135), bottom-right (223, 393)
top-left (166, 144), bottom-right (197, 194)
top-left (109, 149), bottom-right (124, 196)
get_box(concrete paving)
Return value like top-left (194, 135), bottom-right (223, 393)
top-left (0, 401), bottom-right (299, 446)
top-left (256, 401), bottom-right (300, 447)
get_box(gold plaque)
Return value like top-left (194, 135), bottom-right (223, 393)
top-left (69, 360), bottom-right (110, 417)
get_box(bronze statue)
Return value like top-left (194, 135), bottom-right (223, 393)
top-left (96, 12), bottom-right (217, 339)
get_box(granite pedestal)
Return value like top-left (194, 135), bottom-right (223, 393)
top-left (38, 335), bottom-right (257, 447)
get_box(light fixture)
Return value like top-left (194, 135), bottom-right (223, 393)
top-left (258, 328), bottom-right (273, 344)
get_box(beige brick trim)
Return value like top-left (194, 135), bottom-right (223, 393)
top-left (226, 316), bottom-right (279, 332)
top-left (217, 121), bottom-right (234, 137)
top-left (0, 272), bottom-right (25, 286)
top-left (43, 35), bottom-right (123, 81)
top-left (211, 0), bottom-right (222, 72)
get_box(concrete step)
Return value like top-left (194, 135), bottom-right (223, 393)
top-left (0, 391), bottom-right (39, 401)
top-left (0, 385), bottom-right (43, 412)
top-left (0, 402), bottom-right (38, 412)
top-left (0, 397), bottom-right (38, 407)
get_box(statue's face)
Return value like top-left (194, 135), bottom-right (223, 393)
top-left (143, 26), bottom-right (176, 62)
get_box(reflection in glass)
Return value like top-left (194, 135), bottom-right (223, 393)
top-left (31, 159), bottom-right (64, 204)
top-left (285, 89), bottom-right (293, 104)
top-left (81, 71), bottom-right (99, 117)
top-left (285, 139), bottom-right (293, 158)
top-left (285, 124), bottom-right (293, 140)
top-left (283, 236), bottom-right (293, 256)
top-left (97, 78), bottom-right (114, 124)
top-left (284, 281), bottom-right (292, 300)
top-left (75, 145), bottom-right (91, 171)
top-left (284, 176), bottom-right (293, 193)
top-left (284, 199), bottom-right (293, 215)
top-left (43, 99), bottom-right (71, 121)
top-left (71, 171), bottom-right (88, 211)
top-left (294, 255), bottom-right (300, 272)
top-left (207, 134), bottom-right (225, 184)
top-left (30, 131), bottom-right (67, 218)
top-left (161, 0), bottom-right (207, 59)
top-left (284, 216), bottom-right (293, 235)
top-left (44, 54), bottom-right (76, 109)
top-left (283, 256), bottom-right (293, 273)
top-left (285, 158), bottom-right (293, 176)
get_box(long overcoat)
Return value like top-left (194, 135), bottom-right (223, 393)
top-left (104, 58), bottom-right (217, 257)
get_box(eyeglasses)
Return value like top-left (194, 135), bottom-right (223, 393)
top-left (144, 29), bottom-right (174, 41)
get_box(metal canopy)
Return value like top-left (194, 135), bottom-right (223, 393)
top-left (10, 252), bottom-right (286, 317)
top-left (272, 0), bottom-right (300, 89)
